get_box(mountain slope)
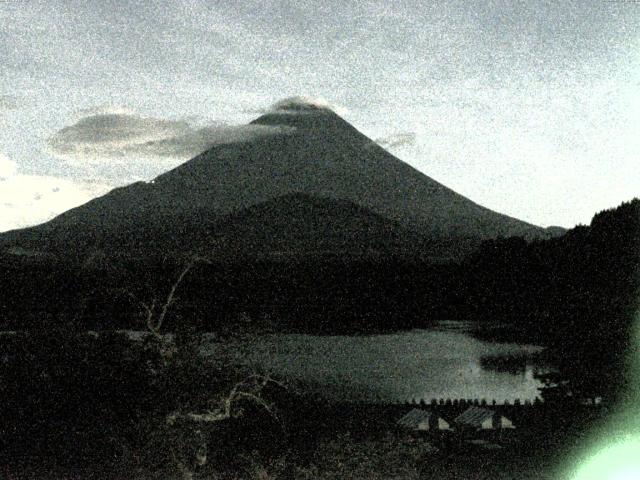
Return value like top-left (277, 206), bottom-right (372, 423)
top-left (0, 99), bottom-right (554, 260)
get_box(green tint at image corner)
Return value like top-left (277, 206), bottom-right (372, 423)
top-left (572, 313), bottom-right (640, 480)
top-left (571, 437), bottom-right (640, 480)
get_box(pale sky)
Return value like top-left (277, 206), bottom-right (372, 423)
top-left (1, 0), bottom-right (639, 232)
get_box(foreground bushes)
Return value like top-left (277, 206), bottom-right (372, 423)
top-left (0, 329), bottom-right (270, 474)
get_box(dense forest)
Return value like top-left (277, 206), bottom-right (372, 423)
top-left (462, 199), bottom-right (640, 405)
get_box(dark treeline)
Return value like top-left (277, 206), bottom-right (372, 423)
top-left (460, 199), bottom-right (640, 404)
top-left (0, 253), bottom-right (457, 334)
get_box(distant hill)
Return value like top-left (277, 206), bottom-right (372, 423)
top-left (0, 98), bottom-right (558, 262)
top-left (193, 193), bottom-right (431, 258)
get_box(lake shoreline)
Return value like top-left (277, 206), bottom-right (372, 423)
top-left (1, 320), bottom-right (550, 403)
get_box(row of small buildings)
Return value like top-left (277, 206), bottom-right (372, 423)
top-left (397, 406), bottom-right (514, 433)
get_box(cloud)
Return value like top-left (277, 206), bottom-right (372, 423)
top-left (375, 132), bottom-right (416, 149)
top-left (0, 95), bottom-right (18, 111)
top-left (0, 152), bottom-right (17, 179)
top-left (0, 176), bottom-right (109, 232)
top-left (70, 104), bottom-right (138, 121)
top-left (46, 109), bottom-right (296, 164)
top-left (0, 151), bottom-right (110, 232)
top-left (269, 96), bottom-right (349, 116)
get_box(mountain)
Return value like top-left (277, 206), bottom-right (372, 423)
top-left (0, 98), bottom-right (557, 261)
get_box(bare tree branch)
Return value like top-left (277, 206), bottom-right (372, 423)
top-left (156, 262), bottom-right (193, 334)
top-left (119, 259), bottom-right (197, 341)
top-left (165, 374), bottom-right (283, 427)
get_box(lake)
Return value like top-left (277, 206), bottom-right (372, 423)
top-left (200, 321), bottom-right (549, 404)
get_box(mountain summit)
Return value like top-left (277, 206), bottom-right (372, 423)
top-left (0, 98), bottom-right (554, 260)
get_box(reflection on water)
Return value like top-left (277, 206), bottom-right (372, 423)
top-left (201, 321), bottom-right (549, 403)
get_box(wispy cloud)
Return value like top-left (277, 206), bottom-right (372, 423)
top-left (375, 132), bottom-right (416, 149)
top-left (46, 108), bottom-right (296, 164)
top-left (269, 96), bottom-right (349, 116)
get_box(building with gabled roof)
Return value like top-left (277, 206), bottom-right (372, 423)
top-left (454, 406), bottom-right (514, 430)
top-left (397, 409), bottom-right (451, 431)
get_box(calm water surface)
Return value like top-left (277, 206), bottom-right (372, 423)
top-left (201, 321), bottom-right (548, 403)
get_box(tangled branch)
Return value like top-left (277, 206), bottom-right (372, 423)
top-left (166, 373), bottom-right (284, 427)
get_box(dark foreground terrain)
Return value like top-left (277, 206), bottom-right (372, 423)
top-left (0, 330), bottom-right (614, 480)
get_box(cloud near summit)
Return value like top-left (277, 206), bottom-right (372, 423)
top-left (269, 96), bottom-right (349, 116)
top-left (47, 108), bottom-right (296, 164)
top-left (374, 132), bottom-right (416, 149)
top-left (239, 97), bottom-right (349, 117)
